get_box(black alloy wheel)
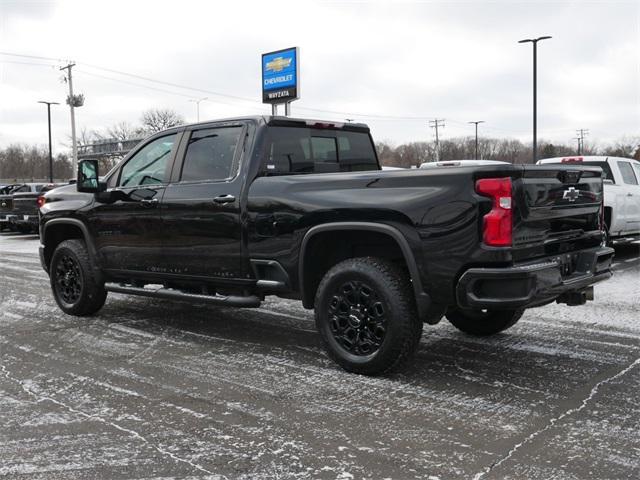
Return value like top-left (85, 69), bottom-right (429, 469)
top-left (54, 254), bottom-right (83, 305)
top-left (50, 239), bottom-right (107, 316)
top-left (314, 257), bottom-right (423, 375)
top-left (328, 280), bottom-right (387, 356)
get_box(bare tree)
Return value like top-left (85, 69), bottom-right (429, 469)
top-left (140, 109), bottom-right (185, 134)
top-left (107, 122), bottom-right (144, 142)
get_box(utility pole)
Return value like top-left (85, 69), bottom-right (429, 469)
top-left (518, 36), bottom-right (552, 163)
top-left (576, 128), bottom-right (589, 155)
top-left (573, 137), bottom-right (582, 155)
top-left (429, 119), bottom-right (445, 161)
top-left (468, 121), bottom-right (485, 160)
top-left (37, 101), bottom-right (59, 183)
top-left (60, 62), bottom-right (78, 174)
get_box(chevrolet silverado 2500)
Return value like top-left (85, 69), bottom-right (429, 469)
top-left (39, 116), bottom-right (614, 374)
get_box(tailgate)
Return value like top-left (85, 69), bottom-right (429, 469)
top-left (513, 165), bottom-right (603, 256)
top-left (11, 195), bottom-right (38, 215)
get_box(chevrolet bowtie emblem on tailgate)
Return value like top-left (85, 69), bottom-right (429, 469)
top-left (562, 187), bottom-right (580, 202)
top-left (265, 57), bottom-right (292, 73)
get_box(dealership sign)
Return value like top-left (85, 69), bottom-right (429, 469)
top-left (262, 47), bottom-right (299, 104)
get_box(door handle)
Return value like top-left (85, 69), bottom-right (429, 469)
top-left (627, 193), bottom-right (634, 197)
top-left (213, 194), bottom-right (236, 204)
top-left (140, 198), bottom-right (159, 207)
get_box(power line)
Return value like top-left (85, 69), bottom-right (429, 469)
top-left (0, 51), bottom-right (64, 63)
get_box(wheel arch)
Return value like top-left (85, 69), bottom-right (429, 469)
top-left (298, 222), bottom-right (434, 322)
top-left (42, 219), bottom-right (99, 275)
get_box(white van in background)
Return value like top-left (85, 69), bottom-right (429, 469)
top-left (537, 156), bottom-right (640, 242)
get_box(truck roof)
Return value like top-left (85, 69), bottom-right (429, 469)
top-left (180, 116), bottom-right (371, 133)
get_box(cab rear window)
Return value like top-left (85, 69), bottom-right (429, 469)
top-left (588, 162), bottom-right (615, 183)
top-left (264, 127), bottom-right (379, 175)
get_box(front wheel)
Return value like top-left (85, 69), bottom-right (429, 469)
top-left (446, 308), bottom-right (524, 336)
top-left (314, 257), bottom-right (423, 375)
top-left (50, 239), bottom-right (107, 316)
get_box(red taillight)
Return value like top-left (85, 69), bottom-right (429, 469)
top-left (37, 195), bottom-right (46, 208)
top-left (475, 177), bottom-right (512, 247)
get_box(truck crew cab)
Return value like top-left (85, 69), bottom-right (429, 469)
top-left (39, 116), bottom-right (614, 375)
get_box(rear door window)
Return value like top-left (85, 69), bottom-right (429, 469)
top-left (618, 161), bottom-right (638, 185)
top-left (180, 127), bottom-right (243, 182)
top-left (632, 162), bottom-right (640, 184)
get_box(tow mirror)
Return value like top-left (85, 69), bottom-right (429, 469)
top-left (77, 159), bottom-right (105, 193)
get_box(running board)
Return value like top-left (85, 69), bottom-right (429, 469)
top-left (104, 283), bottom-right (261, 308)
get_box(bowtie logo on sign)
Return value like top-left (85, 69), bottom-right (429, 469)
top-left (261, 47), bottom-right (299, 113)
top-left (266, 57), bottom-right (292, 73)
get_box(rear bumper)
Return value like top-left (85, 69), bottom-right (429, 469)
top-left (456, 246), bottom-right (614, 309)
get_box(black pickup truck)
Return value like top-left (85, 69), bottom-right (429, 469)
top-left (10, 183), bottom-right (63, 233)
top-left (39, 116), bottom-right (614, 374)
top-left (1, 183), bottom-right (50, 232)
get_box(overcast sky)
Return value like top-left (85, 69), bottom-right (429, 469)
top-left (0, 0), bottom-right (638, 152)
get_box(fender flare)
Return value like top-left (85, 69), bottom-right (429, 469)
top-left (299, 222), bottom-right (433, 321)
top-left (42, 218), bottom-right (101, 276)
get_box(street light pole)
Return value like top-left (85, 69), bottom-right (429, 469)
top-left (468, 121), bottom-right (485, 160)
top-left (37, 101), bottom-right (60, 183)
top-left (518, 36), bottom-right (552, 163)
top-left (189, 97), bottom-right (208, 122)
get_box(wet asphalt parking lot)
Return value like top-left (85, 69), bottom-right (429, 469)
top-left (0, 232), bottom-right (639, 479)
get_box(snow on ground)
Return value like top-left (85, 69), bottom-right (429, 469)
top-left (1, 232), bottom-right (638, 479)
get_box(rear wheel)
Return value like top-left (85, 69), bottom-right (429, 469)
top-left (446, 308), bottom-right (524, 336)
top-left (50, 239), bottom-right (107, 316)
top-left (314, 257), bottom-right (423, 375)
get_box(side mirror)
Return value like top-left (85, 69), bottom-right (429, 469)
top-left (603, 178), bottom-right (614, 185)
top-left (77, 159), bottom-right (105, 193)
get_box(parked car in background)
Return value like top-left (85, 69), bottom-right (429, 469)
top-left (0, 184), bottom-right (23, 231)
top-left (420, 160), bottom-right (509, 169)
top-left (10, 183), bottom-right (65, 233)
top-left (537, 156), bottom-right (640, 243)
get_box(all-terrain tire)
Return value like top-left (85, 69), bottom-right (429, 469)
top-left (314, 257), bottom-right (423, 375)
top-left (50, 239), bottom-right (107, 316)
top-left (446, 308), bottom-right (524, 336)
